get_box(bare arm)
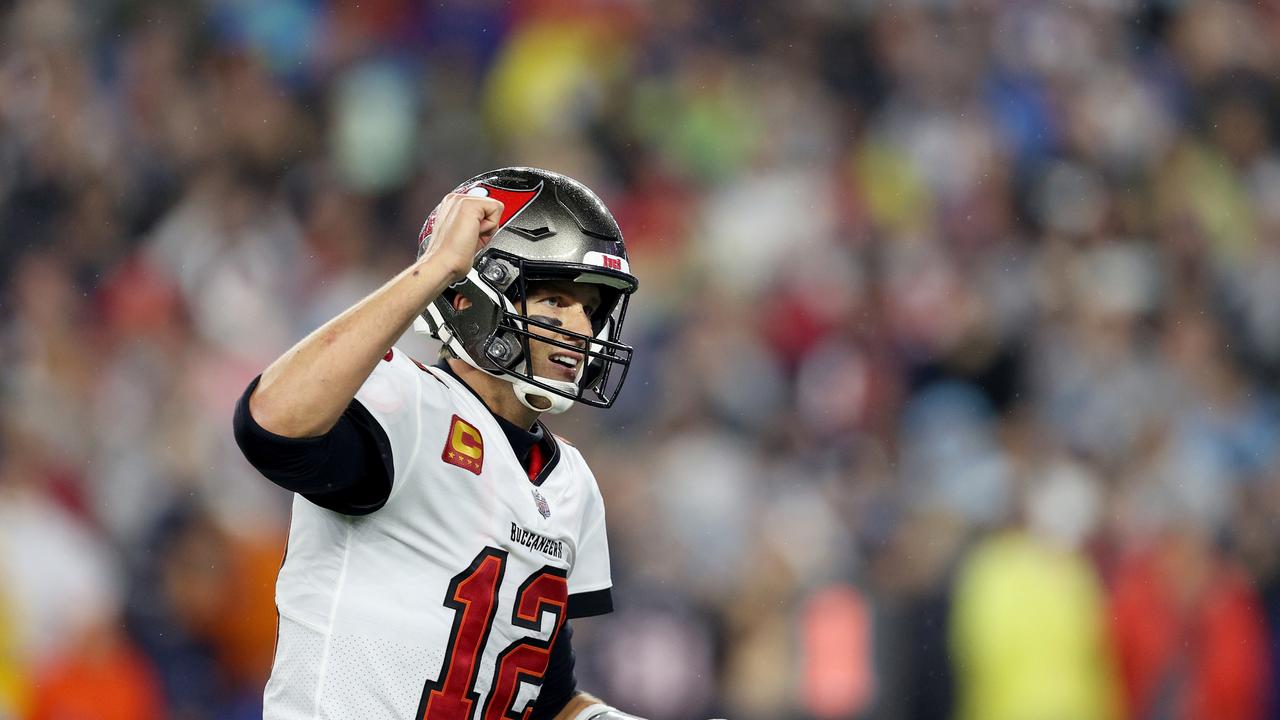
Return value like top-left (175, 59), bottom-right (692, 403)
top-left (249, 193), bottom-right (504, 438)
top-left (553, 693), bottom-right (646, 720)
top-left (553, 693), bottom-right (603, 720)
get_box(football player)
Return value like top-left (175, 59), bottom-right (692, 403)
top-left (233, 168), bottom-right (650, 719)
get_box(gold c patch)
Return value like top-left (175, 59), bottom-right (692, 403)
top-left (442, 415), bottom-right (484, 475)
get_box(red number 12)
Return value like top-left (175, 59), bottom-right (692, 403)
top-left (418, 548), bottom-right (569, 720)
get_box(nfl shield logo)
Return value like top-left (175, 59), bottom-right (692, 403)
top-left (532, 488), bottom-right (551, 519)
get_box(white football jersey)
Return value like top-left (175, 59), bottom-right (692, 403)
top-left (264, 348), bottom-right (613, 720)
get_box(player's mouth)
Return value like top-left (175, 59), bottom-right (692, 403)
top-left (546, 351), bottom-right (584, 380)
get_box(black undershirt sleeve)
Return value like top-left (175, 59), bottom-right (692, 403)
top-left (232, 375), bottom-right (394, 515)
top-left (529, 621), bottom-right (578, 719)
top-left (567, 589), bottom-right (613, 619)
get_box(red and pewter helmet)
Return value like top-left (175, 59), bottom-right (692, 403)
top-left (414, 167), bottom-right (639, 414)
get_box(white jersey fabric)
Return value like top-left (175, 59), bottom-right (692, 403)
top-left (264, 348), bottom-right (612, 720)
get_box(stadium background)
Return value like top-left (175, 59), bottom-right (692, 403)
top-left (2, 0), bottom-right (1279, 718)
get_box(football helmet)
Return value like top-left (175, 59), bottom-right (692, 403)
top-left (415, 167), bottom-right (639, 414)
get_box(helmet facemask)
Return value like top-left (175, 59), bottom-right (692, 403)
top-left (419, 251), bottom-right (636, 414)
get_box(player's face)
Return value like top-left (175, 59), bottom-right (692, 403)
top-left (521, 279), bottom-right (601, 383)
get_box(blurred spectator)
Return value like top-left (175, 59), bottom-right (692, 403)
top-left (0, 587), bottom-right (28, 718)
top-left (950, 467), bottom-right (1122, 720)
top-left (27, 622), bottom-right (165, 720)
top-left (126, 500), bottom-right (277, 719)
top-left (1110, 525), bottom-right (1271, 720)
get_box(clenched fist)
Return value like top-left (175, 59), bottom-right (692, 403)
top-left (418, 192), bottom-right (506, 284)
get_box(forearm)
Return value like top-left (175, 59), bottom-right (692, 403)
top-left (250, 257), bottom-right (457, 437)
top-left (553, 693), bottom-right (644, 720)
top-left (553, 693), bottom-right (603, 720)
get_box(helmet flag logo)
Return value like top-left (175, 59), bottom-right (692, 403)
top-left (419, 182), bottom-right (543, 244)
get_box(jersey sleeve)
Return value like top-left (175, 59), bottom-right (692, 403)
top-left (350, 349), bottom-right (428, 492)
top-left (567, 459), bottom-right (613, 618)
top-left (233, 348), bottom-right (426, 515)
top-left (233, 374), bottom-right (393, 514)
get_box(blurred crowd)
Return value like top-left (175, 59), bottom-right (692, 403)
top-left (2, 0), bottom-right (1280, 718)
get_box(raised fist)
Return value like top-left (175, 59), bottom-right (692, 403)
top-left (418, 192), bottom-right (506, 283)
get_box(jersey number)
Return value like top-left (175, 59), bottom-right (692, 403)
top-left (418, 548), bottom-right (568, 720)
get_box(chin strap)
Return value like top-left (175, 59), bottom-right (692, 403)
top-left (511, 376), bottom-right (576, 415)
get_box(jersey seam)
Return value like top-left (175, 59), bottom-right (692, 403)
top-left (428, 367), bottom-right (490, 424)
top-left (275, 607), bottom-right (330, 635)
top-left (571, 492), bottom-right (609, 593)
top-left (568, 581), bottom-right (612, 594)
top-left (385, 357), bottom-right (425, 507)
top-left (311, 521), bottom-right (354, 718)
